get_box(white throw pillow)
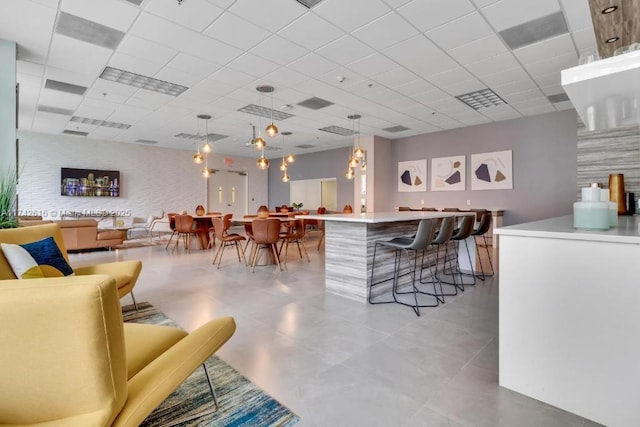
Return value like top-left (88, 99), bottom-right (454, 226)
top-left (1, 243), bottom-right (44, 279)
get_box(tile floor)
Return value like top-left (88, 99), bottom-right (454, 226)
top-left (70, 233), bottom-right (602, 427)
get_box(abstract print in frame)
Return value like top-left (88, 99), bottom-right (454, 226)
top-left (471, 150), bottom-right (513, 190)
top-left (431, 155), bottom-right (465, 191)
top-left (398, 160), bottom-right (427, 192)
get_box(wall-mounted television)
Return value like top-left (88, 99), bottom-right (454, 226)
top-left (61, 168), bottom-right (120, 197)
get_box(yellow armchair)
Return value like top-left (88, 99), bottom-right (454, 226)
top-left (0, 223), bottom-right (142, 306)
top-left (0, 275), bottom-right (236, 426)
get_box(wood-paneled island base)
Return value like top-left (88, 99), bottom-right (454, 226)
top-left (300, 211), bottom-right (475, 303)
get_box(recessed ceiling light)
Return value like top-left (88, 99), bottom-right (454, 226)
top-left (602, 6), bottom-right (618, 14)
top-left (606, 36), bottom-right (620, 43)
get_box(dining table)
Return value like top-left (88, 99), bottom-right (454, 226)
top-left (191, 213), bottom-right (222, 249)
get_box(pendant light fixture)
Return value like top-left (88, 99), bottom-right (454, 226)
top-left (192, 116), bottom-right (204, 164)
top-left (281, 131), bottom-right (295, 164)
top-left (253, 87), bottom-right (268, 150)
top-left (282, 172), bottom-right (290, 182)
top-left (280, 155), bottom-right (288, 171)
top-left (197, 114), bottom-right (213, 178)
top-left (353, 114), bottom-right (365, 158)
top-left (260, 84), bottom-right (278, 138)
top-left (345, 114), bottom-right (360, 179)
top-left (257, 152), bottom-right (269, 170)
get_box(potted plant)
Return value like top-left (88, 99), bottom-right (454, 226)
top-left (0, 167), bottom-right (19, 229)
top-left (292, 202), bottom-right (303, 212)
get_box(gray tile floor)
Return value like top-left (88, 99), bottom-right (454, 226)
top-left (70, 233), bottom-right (601, 427)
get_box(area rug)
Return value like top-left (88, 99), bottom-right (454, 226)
top-left (114, 236), bottom-right (172, 250)
top-left (122, 302), bottom-right (299, 427)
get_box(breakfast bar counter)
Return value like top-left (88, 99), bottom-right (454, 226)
top-left (301, 211), bottom-right (469, 303)
top-left (495, 215), bottom-right (640, 427)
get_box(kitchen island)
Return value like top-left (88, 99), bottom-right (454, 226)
top-left (301, 211), bottom-right (474, 302)
top-left (495, 215), bottom-right (640, 427)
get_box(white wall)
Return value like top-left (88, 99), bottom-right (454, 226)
top-left (17, 130), bottom-right (268, 221)
top-left (0, 40), bottom-right (16, 174)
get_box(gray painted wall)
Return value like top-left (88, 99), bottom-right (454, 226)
top-left (268, 147), bottom-right (354, 211)
top-left (392, 110), bottom-right (578, 225)
top-left (0, 40), bottom-right (16, 174)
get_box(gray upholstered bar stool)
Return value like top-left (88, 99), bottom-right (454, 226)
top-left (442, 215), bottom-right (476, 289)
top-left (418, 216), bottom-right (457, 300)
top-left (369, 218), bottom-right (439, 316)
top-left (470, 212), bottom-right (494, 280)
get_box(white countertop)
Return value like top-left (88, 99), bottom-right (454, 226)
top-left (301, 211), bottom-right (472, 224)
top-left (495, 215), bottom-right (640, 244)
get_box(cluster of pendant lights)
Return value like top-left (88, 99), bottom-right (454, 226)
top-left (345, 114), bottom-right (365, 180)
top-left (192, 114), bottom-right (213, 178)
top-left (253, 85), bottom-right (295, 178)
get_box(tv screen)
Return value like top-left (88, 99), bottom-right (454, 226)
top-left (61, 168), bottom-right (120, 197)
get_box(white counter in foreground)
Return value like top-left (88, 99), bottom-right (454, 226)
top-left (495, 215), bottom-right (640, 427)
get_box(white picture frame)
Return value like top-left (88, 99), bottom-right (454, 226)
top-left (398, 160), bottom-right (427, 192)
top-left (471, 150), bottom-right (513, 190)
top-left (431, 155), bottom-right (466, 191)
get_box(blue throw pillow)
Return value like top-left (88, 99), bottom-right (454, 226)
top-left (20, 237), bottom-right (74, 277)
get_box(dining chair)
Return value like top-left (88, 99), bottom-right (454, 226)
top-left (250, 218), bottom-right (284, 273)
top-left (211, 217), bottom-right (246, 269)
top-left (172, 214), bottom-right (197, 252)
top-left (279, 218), bottom-right (310, 266)
top-left (315, 207), bottom-right (327, 251)
top-left (242, 215), bottom-right (257, 264)
top-left (205, 212), bottom-right (222, 249)
top-left (164, 213), bottom-right (178, 250)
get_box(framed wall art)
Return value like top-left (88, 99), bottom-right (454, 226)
top-left (431, 155), bottom-right (465, 191)
top-left (470, 150), bottom-right (513, 190)
top-left (398, 160), bottom-right (427, 192)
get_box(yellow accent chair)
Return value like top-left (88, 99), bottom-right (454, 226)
top-left (0, 223), bottom-right (142, 308)
top-left (0, 275), bottom-right (236, 426)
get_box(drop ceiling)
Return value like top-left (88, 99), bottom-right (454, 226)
top-left (1, 0), bottom-right (598, 158)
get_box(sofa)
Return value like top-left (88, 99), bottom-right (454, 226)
top-left (19, 218), bottom-right (124, 250)
top-left (0, 274), bottom-right (236, 426)
top-left (0, 223), bottom-right (141, 302)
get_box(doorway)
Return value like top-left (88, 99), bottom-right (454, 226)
top-left (207, 170), bottom-right (248, 217)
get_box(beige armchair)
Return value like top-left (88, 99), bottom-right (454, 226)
top-left (0, 223), bottom-right (142, 307)
top-left (0, 275), bottom-right (236, 426)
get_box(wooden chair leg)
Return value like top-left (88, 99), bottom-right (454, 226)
top-left (216, 244), bottom-right (226, 269)
top-left (300, 238), bottom-right (310, 262)
top-left (272, 243), bottom-right (285, 271)
top-left (212, 241), bottom-right (223, 265)
top-left (251, 244), bottom-right (261, 273)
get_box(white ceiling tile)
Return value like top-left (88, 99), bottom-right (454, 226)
top-left (85, 88), bottom-right (129, 104)
top-left (572, 27), bottom-right (597, 53)
top-left (352, 12), bottom-right (419, 50)
top-left (559, 0), bottom-right (592, 31)
top-left (131, 13), bottom-right (242, 65)
top-left (17, 60), bottom-right (45, 77)
top-left (397, 0), bottom-right (475, 32)
top-left (226, 53), bottom-right (281, 78)
top-left (61, 0), bottom-right (140, 32)
top-left (228, 0), bottom-right (307, 32)
top-left (393, 79), bottom-right (436, 95)
top-left (383, 35), bottom-right (459, 76)
top-left (143, 0), bottom-right (223, 32)
top-left (315, 67), bottom-right (368, 89)
top-left (288, 53), bottom-right (339, 78)
top-left (153, 67), bottom-right (201, 87)
top-left (17, 73), bottom-right (43, 89)
top-left (426, 12), bottom-right (494, 51)
top-left (502, 88), bottom-right (545, 104)
top-left (492, 78), bottom-right (538, 96)
top-left (92, 78), bottom-right (139, 97)
top-left (513, 34), bottom-right (575, 64)
top-left (541, 84), bottom-right (563, 96)
top-left (278, 13), bottom-right (344, 51)
top-left (347, 53), bottom-right (398, 78)
top-left (74, 102), bottom-right (116, 120)
top-left (205, 0), bottom-right (236, 8)
top-left (48, 34), bottom-right (113, 77)
top-left (108, 52), bottom-right (164, 76)
top-left (263, 67), bottom-right (310, 87)
top-left (316, 35), bottom-right (375, 65)
top-left (443, 78), bottom-right (486, 96)
top-left (533, 71), bottom-right (561, 87)
top-left (553, 100), bottom-right (574, 111)
top-left (32, 116), bottom-right (69, 134)
top-left (371, 67), bottom-right (419, 88)
top-left (515, 104), bottom-right (556, 116)
top-left (427, 68), bottom-right (475, 88)
top-left (410, 88), bottom-right (453, 104)
top-left (190, 79), bottom-right (236, 97)
top-left (482, 0), bottom-right (561, 31)
top-left (107, 105), bottom-right (153, 123)
top-left (203, 12), bottom-right (270, 50)
top-left (126, 92), bottom-right (173, 109)
top-left (448, 34), bottom-right (509, 65)
top-left (209, 67), bottom-right (256, 86)
top-left (117, 35), bottom-right (179, 66)
top-left (166, 53), bottom-right (221, 79)
top-left (0, 1), bottom-right (57, 63)
top-left (464, 52), bottom-right (520, 76)
top-left (480, 66), bottom-right (531, 88)
top-left (471, 0), bottom-right (500, 7)
top-left (525, 51), bottom-right (578, 77)
top-left (250, 35), bottom-right (309, 66)
top-left (314, 0), bottom-right (391, 32)
top-left (38, 88), bottom-right (83, 110)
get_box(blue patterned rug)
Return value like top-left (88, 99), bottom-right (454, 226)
top-left (123, 302), bottom-right (299, 427)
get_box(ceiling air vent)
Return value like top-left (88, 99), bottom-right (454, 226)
top-left (62, 130), bottom-right (89, 136)
top-left (318, 125), bottom-right (357, 136)
top-left (499, 11), bottom-right (568, 50)
top-left (71, 116), bottom-right (131, 129)
top-left (295, 0), bottom-right (324, 8)
top-left (37, 105), bottom-right (74, 116)
top-left (237, 104), bottom-right (295, 121)
top-left (100, 67), bottom-right (188, 96)
top-left (297, 97), bottom-right (334, 110)
top-left (136, 139), bottom-right (158, 144)
top-left (547, 93), bottom-right (569, 103)
top-left (174, 132), bottom-right (228, 142)
top-left (383, 125), bottom-right (411, 133)
top-left (456, 88), bottom-right (506, 110)
top-left (296, 144), bottom-right (315, 149)
top-left (45, 79), bottom-right (87, 95)
top-left (55, 12), bottom-right (124, 50)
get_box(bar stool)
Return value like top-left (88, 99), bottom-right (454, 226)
top-left (369, 219), bottom-right (438, 316)
top-left (418, 216), bottom-right (457, 300)
top-left (442, 215), bottom-right (476, 289)
top-left (470, 212), bottom-right (494, 280)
